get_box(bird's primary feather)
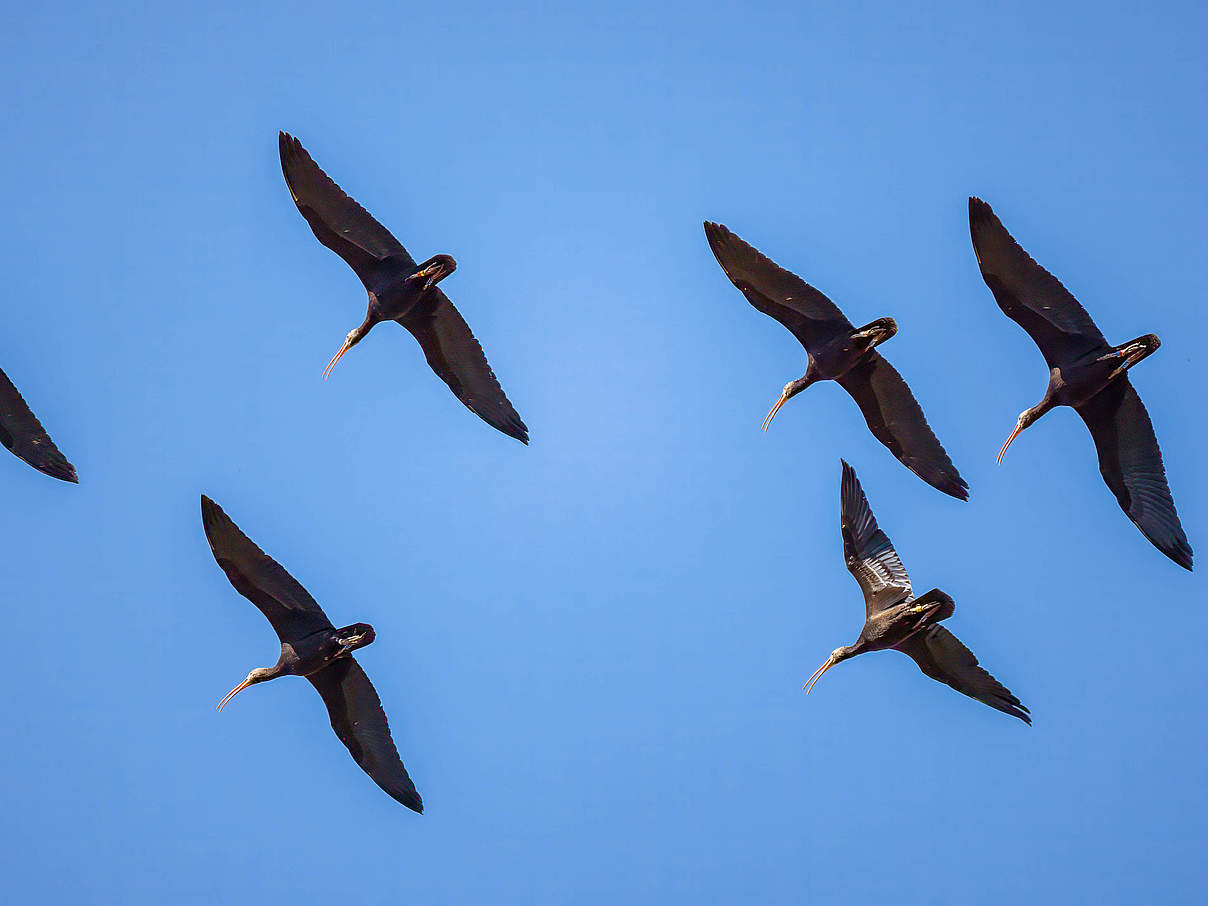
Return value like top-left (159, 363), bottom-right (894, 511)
top-left (0, 366), bottom-right (77, 483)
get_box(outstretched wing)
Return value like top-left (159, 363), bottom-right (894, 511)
top-left (0, 366), bottom-right (77, 483)
top-left (308, 657), bottom-right (423, 813)
top-left (704, 222), bottom-right (853, 354)
top-left (837, 353), bottom-right (968, 500)
top-left (1075, 378), bottom-right (1192, 570)
top-left (968, 197), bottom-right (1110, 369)
top-left (279, 132), bottom-right (414, 288)
top-left (200, 496), bottom-right (334, 644)
top-left (896, 626), bottom-right (1031, 724)
top-left (840, 460), bottom-right (912, 615)
top-left (397, 289), bottom-right (529, 444)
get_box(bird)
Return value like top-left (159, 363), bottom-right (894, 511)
top-left (279, 131), bottom-right (528, 444)
top-left (805, 461), bottom-right (1030, 724)
top-left (704, 221), bottom-right (967, 500)
top-left (0, 365), bottom-right (77, 483)
top-left (201, 495), bottom-right (423, 813)
top-left (968, 197), bottom-right (1192, 570)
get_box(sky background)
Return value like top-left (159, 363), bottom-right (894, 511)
top-left (2, 1), bottom-right (1205, 903)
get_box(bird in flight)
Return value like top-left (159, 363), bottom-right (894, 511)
top-left (969, 197), bottom-right (1192, 570)
top-left (705, 222), bottom-right (967, 500)
top-left (0, 365), bottom-right (77, 483)
top-left (805, 461), bottom-right (1030, 724)
top-left (279, 132), bottom-right (528, 444)
top-left (202, 495), bottom-right (423, 812)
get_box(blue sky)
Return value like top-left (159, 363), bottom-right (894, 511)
top-left (2, 1), bottom-right (1205, 903)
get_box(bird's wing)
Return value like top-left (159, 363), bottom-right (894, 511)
top-left (0, 367), bottom-right (77, 483)
top-left (968, 197), bottom-right (1110, 369)
top-left (840, 460), bottom-right (913, 616)
top-left (307, 656), bottom-right (423, 813)
top-left (279, 132), bottom-right (414, 287)
top-left (895, 626), bottom-right (1031, 724)
top-left (704, 222), bottom-right (853, 354)
top-left (396, 289), bottom-right (529, 444)
top-left (200, 496), bottom-right (334, 644)
top-left (1075, 378), bottom-right (1192, 570)
top-left (836, 353), bottom-right (968, 500)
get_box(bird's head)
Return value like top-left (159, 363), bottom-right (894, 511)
top-left (408, 254), bottom-right (457, 292)
top-left (335, 622), bottom-right (376, 652)
top-left (216, 667), bottom-right (275, 712)
top-left (762, 377), bottom-right (811, 432)
top-left (996, 406), bottom-right (1043, 465)
top-left (323, 323), bottom-right (371, 380)
top-left (803, 645), bottom-right (854, 695)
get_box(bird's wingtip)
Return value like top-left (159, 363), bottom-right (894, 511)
top-left (968, 196), bottom-right (996, 226)
top-left (402, 791), bottom-right (424, 814)
top-left (200, 494), bottom-right (225, 526)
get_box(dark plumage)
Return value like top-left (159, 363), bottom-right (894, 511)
top-left (0, 365), bottom-right (76, 483)
top-left (969, 197), bottom-right (1192, 570)
top-left (202, 495), bottom-right (423, 813)
top-left (804, 462), bottom-right (1030, 724)
top-left (704, 221), bottom-right (967, 500)
top-left (279, 132), bottom-right (528, 444)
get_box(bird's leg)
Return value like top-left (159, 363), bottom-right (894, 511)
top-left (1100, 334), bottom-right (1160, 382)
top-left (851, 317), bottom-right (898, 348)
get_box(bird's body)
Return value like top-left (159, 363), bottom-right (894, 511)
top-left (805, 461), bottom-right (1030, 724)
top-left (704, 221), bottom-right (967, 500)
top-left (0, 365), bottom-right (77, 483)
top-left (202, 495), bottom-right (423, 813)
top-left (279, 132), bottom-right (528, 443)
top-left (969, 197), bottom-right (1191, 570)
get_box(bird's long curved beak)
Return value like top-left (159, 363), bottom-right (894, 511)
top-left (762, 392), bottom-right (790, 432)
top-left (996, 423), bottom-right (1023, 465)
top-left (804, 657), bottom-right (836, 695)
top-left (323, 338), bottom-right (353, 380)
top-left (216, 677), bottom-right (254, 712)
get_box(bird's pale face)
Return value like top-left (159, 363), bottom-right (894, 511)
top-left (996, 411), bottom-right (1031, 465)
top-left (323, 326), bottom-right (367, 380)
top-left (216, 667), bottom-right (273, 712)
top-left (762, 379), bottom-right (808, 432)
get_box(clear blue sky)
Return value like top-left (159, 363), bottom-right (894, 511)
top-left (2, 1), bottom-right (1205, 903)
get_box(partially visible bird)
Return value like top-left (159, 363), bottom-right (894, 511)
top-left (704, 222), bottom-right (967, 500)
top-left (202, 495), bottom-right (423, 813)
top-left (805, 461), bottom-right (1030, 724)
top-left (969, 197), bottom-right (1192, 570)
top-left (0, 365), bottom-right (77, 483)
top-left (279, 132), bottom-right (528, 444)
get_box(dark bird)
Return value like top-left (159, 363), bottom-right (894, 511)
top-left (704, 222), bottom-right (967, 500)
top-left (201, 495), bottom-right (423, 813)
top-left (969, 197), bottom-right (1192, 570)
top-left (279, 132), bottom-right (528, 444)
top-left (805, 461), bottom-right (1030, 724)
top-left (0, 365), bottom-right (76, 483)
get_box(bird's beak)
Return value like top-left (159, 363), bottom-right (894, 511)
top-left (323, 337), bottom-right (353, 380)
top-left (804, 656), bottom-right (836, 695)
top-left (762, 392), bottom-right (790, 432)
top-left (996, 423), bottom-right (1023, 465)
top-left (216, 677), bottom-right (254, 712)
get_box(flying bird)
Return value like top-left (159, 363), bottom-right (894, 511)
top-left (704, 222), bottom-right (967, 500)
top-left (0, 365), bottom-right (77, 483)
top-left (279, 132), bottom-right (528, 444)
top-left (805, 461), bottom-right (1029, 724)
top-left (969, 197), bottom-right (1192, 570)
top-left (201, 495), bottom-right (423, 813)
